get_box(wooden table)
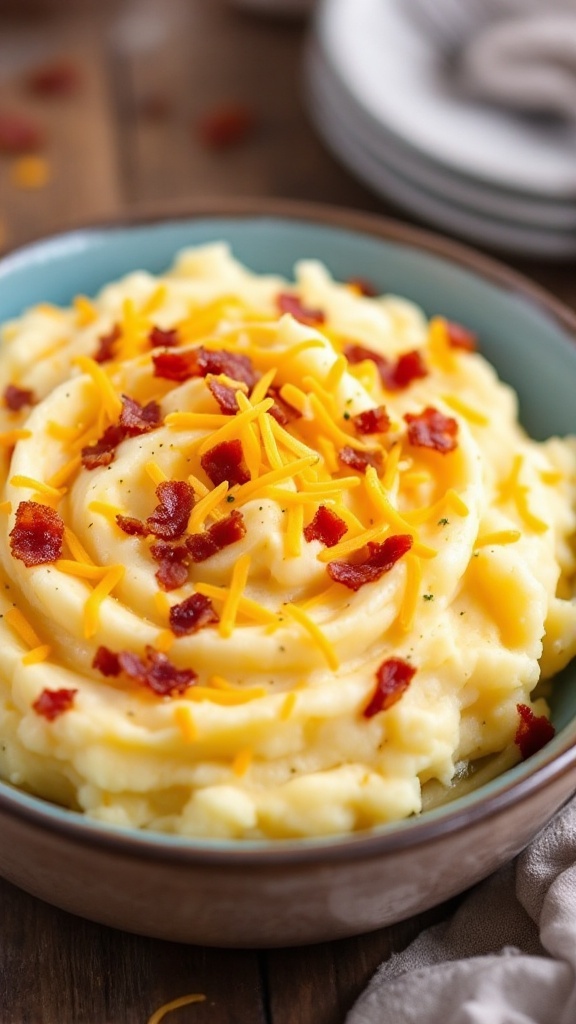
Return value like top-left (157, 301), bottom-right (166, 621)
top-left (0, 3), bottom-right (574, 1021)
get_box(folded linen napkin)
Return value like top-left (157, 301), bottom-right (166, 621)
top-left (346, 796), bottom-right (576, 1024)
top-left (408, 0), bottom-right (576, 119)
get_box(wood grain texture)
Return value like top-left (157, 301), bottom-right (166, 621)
top-left (0, 875), bottom-right (268, 1024)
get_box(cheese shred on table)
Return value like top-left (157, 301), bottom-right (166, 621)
top-left (0, 243), bottom-right (574, 840)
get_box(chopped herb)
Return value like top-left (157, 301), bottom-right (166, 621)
top-left (423, 593), bottom-right (434, 601)
top-left (438, 518), bottom-right (449, 526)
top-left (226, 495), bottom-right (235, 503)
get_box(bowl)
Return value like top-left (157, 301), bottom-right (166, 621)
top-left (0, 197), bottom-right (575, 948)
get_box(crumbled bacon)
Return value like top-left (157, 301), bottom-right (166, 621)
top-left (81, 424), bottom-right (125, 470)
top-left (387, 350), bottom-right (428, 390)
top-left (93, 324), bottom-right (121, 363)
top-left (3, 383), bottom-right (36, 412)
top-left (33, 687), bottom-right (77, 720)
top-left (515, 703), bottom-right (555, 760)
top-left (0, 112), bottom-right (44, 153)
top-left (186, 509), bottom-right (246, 562)
top-left (276, 293), bottom-right (325, 326)
top-left (92, 645), bottom-right (121, 676)
top-left (347, 277), bottom-right (378, 297)
top-left (150, 541), bottom-right (190, 591)
top-left (118, 646), bottom-right (196, 697)
top-left (351, 406), bottom-right (390, 435)
top-left (266, 387), bottom-right (302, 425)
top-left (149, 326), bottom-right (179, 349)
top-left (81, 396), bottom-right (162, 470)
top-left (153, 349), bottom-right (197, 382)
top-left (9, 500), bottom-right (64, 566)
top-left (303, 506), bottom-right (347, 548)
top-left (197, 102), bottom-right (256, 150)
top-left (363, 658), bottom-right (416, 718)
top-left (116, 515), bottom-right (148, 537)
top-left (153, 345), bottom-right (257, 388)
top-left (327, 534), bottom-right (413, 591)
top-left (119, 395), bottom-right (162, 435)
top-left (446, 320), bottom-right (477, 352)
top-left (201, 438), bottom-right (250, 487)
top-left (207, 378), bottom-right (240, 415)
top-left (405, 406), bottom-right (458, 454)
top-left (344, 343), bottom-right (428, 392)
top-left (338, 445), bottom-right (383, 474)
top-left (26, 59), bottom-right (81, 97)
top-left (196, 348), bottom-right (258, 388)
top-left (146, 481), bottom-right (195, 540)
top-left (169, 593), bottom-right (219, 636)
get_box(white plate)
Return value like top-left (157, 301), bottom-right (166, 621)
top-left (316, 0), bottom-right (576, 199)
top-left (307, 36), bottom-right (576, 231)
top-left (305, 64), bottom-right (576, 256)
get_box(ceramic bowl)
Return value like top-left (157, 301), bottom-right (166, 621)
top-left (1, 198), bottom-right (575, 947)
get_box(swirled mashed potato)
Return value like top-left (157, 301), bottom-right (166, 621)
top-left (0, 244), bottom-right (574, 839)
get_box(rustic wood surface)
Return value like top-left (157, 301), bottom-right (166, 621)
top-left (0, 2), bottom-right (574, 1021)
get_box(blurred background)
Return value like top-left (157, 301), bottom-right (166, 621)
top-left (1, 0), bottom-right (576, 280)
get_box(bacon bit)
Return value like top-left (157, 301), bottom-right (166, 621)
top-left (266, 387), bottom-right (302, 425)
top-left (338, 445), bottom-right (383, 474)
top-left (94, 324), bottom-right (121, 363)
top-left (3, 384), bottom-right (36, 412)
top-left (197, 102), bottom-right (256, 150)
top-left (276, 293), bottom-right (325, 326)
top-left (9, 500), bottom-right (64, 566)
top-left (387, 350), bottom-right (428, 390)
top-left (197, 348), bottom-right (258, 388)
top-left (344, 343), bottom-right (428, 391)
top-left (33, 687), bottom-right (77, 721)
top-left (405, 406), bottom-right (458, 455)
top-left (515, 703), bottom-right (555, 760)
top-left (169, 593), bottom-right (219, 636)
top-left (201, 438), bottom-right (250, 487)
top-left (446, 320), bottom-right (477, 352)
top-left (119, 395), bottom-right (162, 435)
top-left (345, 342), bottom-right (388, 378)
top-left (186, 509), bottom-right (246, 562)
top-left (81, 396), bottom-right (162, 470)
top-left (150, 541), bottom-right (190, 591)
top-left (154, 346), bottom-right (257, 388)
top-left (207, 378), bottom-right (240, 415)
top-left (327, 534), bottom-right (413, 591)
top-left (304, 505), bottom-right (347, 547)
top-left (146, 481), bottom-right (195, 540)
top-left (0, 112), bottom-right (43, 154)
top-left (118, 646), bottom-right (196, 697)
top-left (363, 658), bottom-right (416, 718)
top-left (92, 645), bottom-right (121, 676)
top-left (149, 325), bottom-right (179, 349)
top-left (153, 349), bottom-right (197, 382)
top-left (347, 277), bottom-right (378, 297)
top-left (81, 424), bottom-right (125, 470)
top-left (25, 59), bottom-right (81, 97)
top-left (352, 406), bottom-right (390, 435)
top-left (116, 515), bottom-right (148, 537)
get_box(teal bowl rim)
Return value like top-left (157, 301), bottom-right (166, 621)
top-left (0, 196), bottom-right (575, 866)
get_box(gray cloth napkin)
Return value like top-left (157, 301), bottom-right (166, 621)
top-left (346, 796), bottom-right (576, 1024)
top-left (408, 0), bottom-right (576, 120)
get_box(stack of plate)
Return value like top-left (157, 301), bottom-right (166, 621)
top-left (304, 0), bottom-right (576, 257)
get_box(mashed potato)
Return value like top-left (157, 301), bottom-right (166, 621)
top-left (0, 244), bottom-right (574, 839)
